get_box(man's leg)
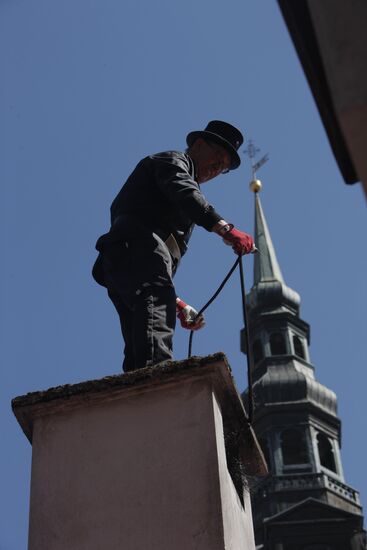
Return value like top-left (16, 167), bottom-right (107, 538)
top-left (107, 289), bottom-right (135, 372)
top-left (101, 235), bottom-right (176, 371)
top-left (132, 285), bottom-right (176, 370)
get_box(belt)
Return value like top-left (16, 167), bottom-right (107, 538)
top-left (164, 233), bottom-right (181, 264)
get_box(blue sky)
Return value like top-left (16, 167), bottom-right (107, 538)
top-left (1, 1), bottom-right (366, 547)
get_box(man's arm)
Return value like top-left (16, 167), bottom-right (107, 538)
top-left (153, 152), bottom-right (223, 231)
top-left (153, 152), bottom-right (254, 255)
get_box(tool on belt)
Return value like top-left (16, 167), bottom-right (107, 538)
top-left (164, 234), bottom-right (181, 265)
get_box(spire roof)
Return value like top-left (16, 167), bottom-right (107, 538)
top-left (248, 190), bottom-right (301, 313)
top-left (253, 193), bottom-right (284, 284)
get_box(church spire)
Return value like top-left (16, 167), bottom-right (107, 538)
top-left (247, 178), bottom-right (300, 315)
top-left (241, 146), bottom-right (365, 550)
top-left (253, 192), bottom-right (284, 284)
top-left (243, 140), bottom-right (284, 285)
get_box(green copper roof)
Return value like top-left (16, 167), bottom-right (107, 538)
top-left (248, 192), bottom-right (301, 313)
top-left (254, 193), bottom-right (284, 284)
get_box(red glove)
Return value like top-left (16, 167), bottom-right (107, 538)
top-left (223, 227), bottom-right (255, 256)
top-left (176, 298), bottom-right (205, 331)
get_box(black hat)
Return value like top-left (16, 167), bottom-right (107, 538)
top-left (186, 120), bottom-right (243, 170)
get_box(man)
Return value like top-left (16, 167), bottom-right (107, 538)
top-left (92, 120), bottom-right (254, 372)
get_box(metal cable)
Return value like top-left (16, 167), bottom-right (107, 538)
top-left (187, 256), bottom-right (254, 424)
top-left (238, 256), bottom-right (254, 424)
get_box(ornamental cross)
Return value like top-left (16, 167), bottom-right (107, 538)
top-left (243, 139), bottom-right (269, 180)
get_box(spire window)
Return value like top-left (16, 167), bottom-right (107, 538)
top-left (270, 332), bottom-right (286, 355)
top-left (253, 339), bottom-right (263, 364)
top-left (317, 433), bottom-right (337, 473)
top-left (293, 335), bottom-right (305, 359)
top-left (281, 428), bottom-right (309, 466)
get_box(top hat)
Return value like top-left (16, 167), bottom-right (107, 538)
top-left (186, 120), bottom-right (243, 170)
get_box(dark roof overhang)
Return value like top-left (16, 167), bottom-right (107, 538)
top-left (277, 0), bottom-right (358, 184)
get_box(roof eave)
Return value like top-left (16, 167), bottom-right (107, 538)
top-left (277, 0), bottom-right (358, 184)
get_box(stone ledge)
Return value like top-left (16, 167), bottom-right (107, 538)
top-left (12, 353), bottom-right (227, 409)
top-left (12, 352), bottom-right (268, 477)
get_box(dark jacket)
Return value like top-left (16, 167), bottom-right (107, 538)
top-left (95, 151), bottom-right (223, 256)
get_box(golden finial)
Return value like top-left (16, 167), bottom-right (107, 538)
top-left (250, 179), bottom-right (262, 193)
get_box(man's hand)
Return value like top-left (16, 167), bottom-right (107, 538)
top-left (176, 298), bottom-right (205, 331)
top-left (222, 227), bottom-right (255, 256)
top-left (212, 219), bottom-right (255, 256)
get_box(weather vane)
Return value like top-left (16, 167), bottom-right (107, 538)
top-left (243, 139), bottom-right (269, 193)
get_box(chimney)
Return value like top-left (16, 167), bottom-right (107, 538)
top-left (12, 352), bottom-right (266, 550)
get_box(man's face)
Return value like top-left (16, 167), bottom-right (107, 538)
top-left (194, 139), bottom-right (232, 184)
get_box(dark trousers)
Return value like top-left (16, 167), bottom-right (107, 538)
top-left (99, 234), bottom-right (177, 372)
